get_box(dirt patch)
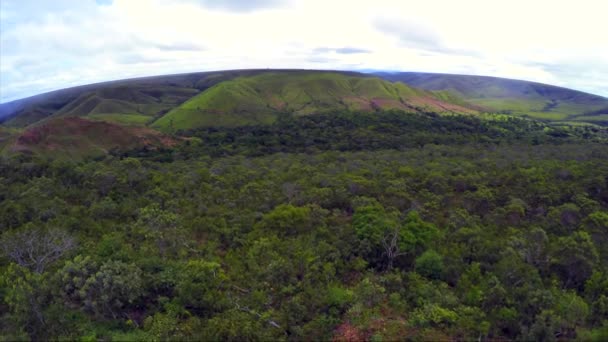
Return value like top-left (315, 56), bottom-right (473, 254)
top-left (12, 117), bottom-right (178, 157)
top-left (333, 322), bottom-right (366, 342)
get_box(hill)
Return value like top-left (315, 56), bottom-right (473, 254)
top-left (2, 71), bottom-right (608, 342)
top-left (2, 103), bottom-right (608, 341)
top-left (3, 70), bottom-right (608, 132)
top-left (5, 117), bottom-right (177, 159)
top-left (151, 71), bottom-right (477, 131)
top-left (375, 72), bottom-right (608, 125)
top-left (0, 70), bottom-right (270, 128)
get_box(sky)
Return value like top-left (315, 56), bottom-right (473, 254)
top-left (1, 0), bottom-right (607, 103)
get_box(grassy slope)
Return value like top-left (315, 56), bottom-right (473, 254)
top-left (0, 126), bottom-right (21, 152)
top-left (47, 86), bottom-right (200, 125)
top-left (376, 72), bottom-right (608, 125)
top-left (87, 113), bottom-right (153, 125)
top-left (4, 69), bottom-right (607, 133)
top-left (1, 85), bottom-right (200, 128)
top-left (152, 72), bottom-right (477, 131)
top-left (0, 70), bottom-right (315, 128)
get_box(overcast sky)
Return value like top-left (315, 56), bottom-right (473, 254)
top-left (1, 0), bottom-right (607, 103)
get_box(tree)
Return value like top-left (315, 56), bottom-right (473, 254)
top-left (582, 211), bottom-right (608, 260)
top-left (136, 204), bottom-right (184, 257)
top-left (0, 226), bottom-right (75, 273)
top-left (57, 257), bottom-right (144, 319)
top-left (550, 231), bottom-right (599, 289)
top-left (176, 260), bottom-right (228, 316)
top-left (352, 202), bottom-right (400, 269)
top-left (254, 204), bottom-right (313, 237)
top-left (353, 203), bottom-right (439, 270)
top-left (416, 249), bottom-right (444, 279)
top-left (85, 260), bottom-right (144, 319)
top-left (0, 264), bottom-right (47, 339)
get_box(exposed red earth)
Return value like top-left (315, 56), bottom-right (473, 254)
top-left (11, 117), bottom-right (177, 157)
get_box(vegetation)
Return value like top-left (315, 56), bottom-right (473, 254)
top-left (1, 107), bottom-right (608, 341)
top-left (0, 70), bottom-right (266, 128)
top-left (87, 113), bottom-right (153, 126)
top-left (378, 72), bottom-right (608, 125)
top-left (3, 117), bottom-right (177, 160)
top-left (151, 72), bottom-right (475, 131)
top-left (2, 70), bottom-right (607, 132)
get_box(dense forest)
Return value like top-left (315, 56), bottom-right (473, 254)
top-left (2, 111), bottom-right (608, 341)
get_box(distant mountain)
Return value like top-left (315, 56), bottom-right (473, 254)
top-left (151, 71), bottom-right (476, 131)
top-left (0, 70), bottom-right (269, 127)
top-left (3, 69), bottom-right (608, 132)
top-left (374, 72), bottom-right (608, 125)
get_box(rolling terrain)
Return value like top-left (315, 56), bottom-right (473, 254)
top-left (375, 72), bottom-right (608, 125)
top-left (152, 72), bottom-right (477, 131)
top-left (2, 69), bottom-right (608, 341)
top-left (3, 69), bottom-right (607, 131)
top-left (1, 69), bottom-right (608, 158)
top-left (0, 69), bottom-right (269, 127)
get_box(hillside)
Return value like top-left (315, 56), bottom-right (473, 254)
top-left (2, 108), bottom-right (608, 341)
top-left (151, 72), bottom-right (477, 131)
top-left (3, 70), bottom-right (608, 133)
top-left (2, 70), bottom-right (608, 341)
top-left (6, 117), bottom-right (177, 159)
top-left (375, 72), bottom-right (608, 125)
top-left (0, 70), bottom-right (270, 128)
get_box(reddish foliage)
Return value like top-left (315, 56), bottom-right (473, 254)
top-left (12, 117), bottom-right (178, 155)
top-left (333, 322), bottom-right (365, 342)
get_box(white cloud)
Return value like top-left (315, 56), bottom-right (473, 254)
top-left (1, 0), bottom-right (607, 102)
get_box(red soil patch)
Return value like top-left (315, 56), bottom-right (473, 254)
top-left (13, 117), bottom-right (178, 155)
top-left (407, 97), bottom-right (476, 114)
top-left (342, 95), bottom-right (476, 115)
top-left (333, 322), bottom-right (366, 342)
top-left (369, 98), bottom-right (410, 111)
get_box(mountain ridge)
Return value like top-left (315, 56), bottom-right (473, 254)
top-left (151, 72), bottom-right (477, 131)
top-left (2, 69), bottom-right (608, 143)
top-left (375, 71), bottom-right (608, 124)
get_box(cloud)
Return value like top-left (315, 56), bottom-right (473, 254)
top-left (313, 47), bottom-right (371, 55)
top-left (373, 16), bottom-right (478, 57)
top-left (335, 47), bottom-right (370, 54)
top-left (180, 0), bottom-right (289, 12)
top-left (116, 53), bottom-right (174, 65)
top-left (1, 0), bottom-right (607, 102)
top-left (307, 57), bottom-right (338, 64)
top-left (152, 42), bottom-right (206, 52)
top-left (523, 60), bottom-right (608, 98)
top-left (373, 17), bottom-right (442, 51)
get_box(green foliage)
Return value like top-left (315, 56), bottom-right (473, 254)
top-left (1, 106), bottom-right (608, 340)
top-left (550, 231), bottom-right (599, 289)
top-left (411, 303), bottom-right (458, 328)
top-left (254, 204), bottom-right (312, 237)
top-left (383, 72), bottom-right (608, 126)
top-left (175, 260), bottom-right (228, 316)
top-left (353, 202), bottom-right (398, 247)
top-left (152, 72), bottom-right (470, 131)
top-left (0, 264), bottom-right (46, 339)
top-left (325, 285), bottom-right (354, 310)
top-left (57, 257), bottom-right (144, 319)
top-left (415, 249), bottom-right (444, 279)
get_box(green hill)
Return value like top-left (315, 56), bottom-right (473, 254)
top-left (0, 70), bottom-right (269, 128)
top-left (375, 72), bottom-right (608, 125)
top-left (3, 70), bottom-right (608, 341)
top-left (2, 70), bottom-right (608, 133)
top-left (152, 72), bottom-right (476, 131)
